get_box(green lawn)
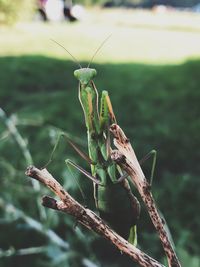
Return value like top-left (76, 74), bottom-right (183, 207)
top-left (1, 8), bottom-right (200, 64)
top-left (0, 8), bottom-right (200, 267)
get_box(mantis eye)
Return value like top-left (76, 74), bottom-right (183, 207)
top-left (74, 70), bottom-right (80, 79)
top-left (91, 69), bottom-right (97, 78)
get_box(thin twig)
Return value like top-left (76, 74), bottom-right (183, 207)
top-left (110, 124), bottom-right (181, 267)
top-left (26, 165), bottom-right (165, 267)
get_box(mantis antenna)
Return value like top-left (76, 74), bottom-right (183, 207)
top-left (51, 39), bottom-right (82, 69)
top-left (87, 34), bottom-right (112, 68)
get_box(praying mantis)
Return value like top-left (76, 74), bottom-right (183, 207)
top-left (73, 66), bottom-right (140, 244)
top-left (49, 40), bottom-right (157, 245)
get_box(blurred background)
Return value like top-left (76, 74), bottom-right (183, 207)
top-left (0, 0), bottom-right (200, 266)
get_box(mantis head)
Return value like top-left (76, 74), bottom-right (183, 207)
top-left (74, 68), bottom-right (97, 86)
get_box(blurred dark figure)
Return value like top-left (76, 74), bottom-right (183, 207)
top-left (63, 0), bottom-right (77, 22)
top-left (37, 0), bottom-right (77, 22)
top-left (37, 0), bottom-right (48, 20)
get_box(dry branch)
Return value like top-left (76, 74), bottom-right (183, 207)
top-left (110, 124), bottom-right (181, 267)
top-left (26, 165), bottom-right (165, 267)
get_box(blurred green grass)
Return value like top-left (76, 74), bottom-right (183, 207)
top-left (1, 8), bottom-right (200, 267)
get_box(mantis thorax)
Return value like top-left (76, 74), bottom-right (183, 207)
top-left (74, 68), bottom-right (97, 86)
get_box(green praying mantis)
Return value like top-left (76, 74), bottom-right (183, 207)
top-left (48, 39), bottom-right (158, 245)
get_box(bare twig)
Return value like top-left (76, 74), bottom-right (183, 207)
top-left (110, 124), bottom-right (181, 267)
top-left (25, 165), bottom-right (165, 267)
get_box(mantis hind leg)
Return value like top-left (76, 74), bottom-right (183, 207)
top-left (139, 149), bottom-right (157, 186)
top-left (43, 131), bottom-right (95, 169)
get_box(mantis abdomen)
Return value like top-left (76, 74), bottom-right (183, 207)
top-left (98, 183), bottom-right (139, 240)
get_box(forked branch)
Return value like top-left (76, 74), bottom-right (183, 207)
top-left (26, 166), bottom-right (164, 267)
top-left (110, 124), bottom-right (181, 267)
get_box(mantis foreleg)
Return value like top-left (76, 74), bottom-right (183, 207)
top-left (65, 159), bottom-right (101, 185)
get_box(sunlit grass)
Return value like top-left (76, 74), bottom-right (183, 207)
top-left (0, 8), bottom-right (200, 64)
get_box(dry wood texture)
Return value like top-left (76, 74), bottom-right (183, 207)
top-left (110, 124), bottom-right (181, 267)
top-left (26, 166), bottom-right (165, 267)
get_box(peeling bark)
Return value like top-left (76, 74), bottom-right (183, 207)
top-left (110, 124), bottom-right (181, 267)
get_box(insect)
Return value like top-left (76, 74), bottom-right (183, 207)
top-left (73, 66), bottom-right (140, 244)
top-left (48, 39), bottom-right (157, 244)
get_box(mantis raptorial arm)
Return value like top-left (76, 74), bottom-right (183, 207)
top-left (65, 159), bottom-right (101, 185)
top-left (66, 158), bottom-right (129, 186)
